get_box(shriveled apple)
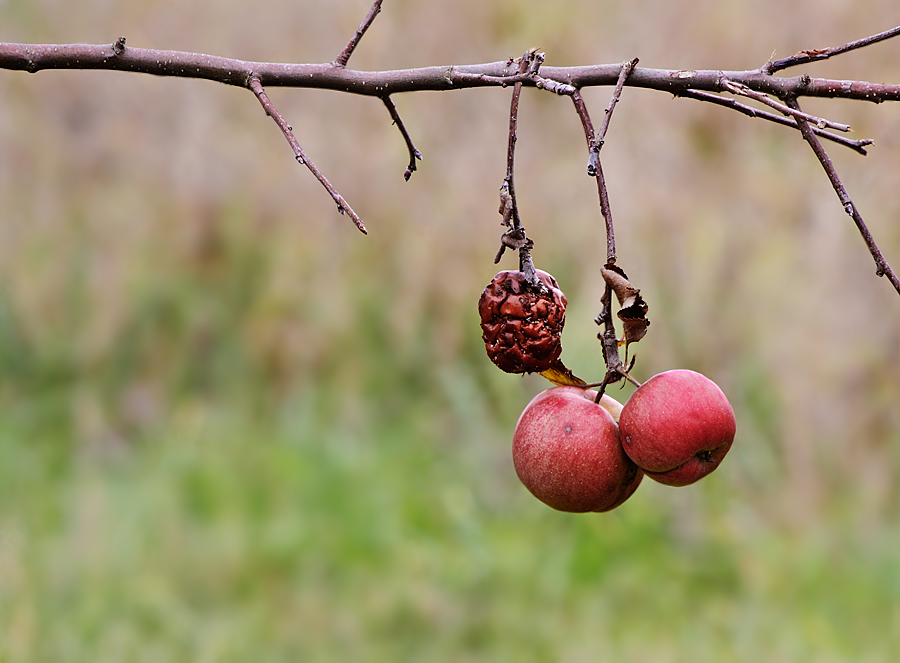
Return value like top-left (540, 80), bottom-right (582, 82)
top-left (512, 386), bottom-right (643, 513)
top-left (619, 369), bottom-right (736, 487)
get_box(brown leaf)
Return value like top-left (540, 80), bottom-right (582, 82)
top-left (600, 266), bottom-right (650, 347)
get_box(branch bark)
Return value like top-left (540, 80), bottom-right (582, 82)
top-left (786, 97), bottom-right (900, 295)
top-left (3, 41), bottom-right (900, 102)
top-left (333, 0), bottom-right (384, 68)
top-left (248, 77), bottom-right (367, 233)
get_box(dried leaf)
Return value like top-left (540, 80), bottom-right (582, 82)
top-left (540, 359), bottom-right (587, 387)
top-left (600, 266), bottom-right (650, 347)
top-left (498, 182), bottom-right (514, 227)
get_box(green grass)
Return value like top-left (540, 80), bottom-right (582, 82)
top-left (0, 234), bottom-right (897, 661)
top-left (0, 219), bottom-right (897, 661)
top-left (1, 360), bottom-right (898, 661)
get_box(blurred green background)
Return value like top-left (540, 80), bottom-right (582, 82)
top-left (1, 0), bottom-right (899, 660)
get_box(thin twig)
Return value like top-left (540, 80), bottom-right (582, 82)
top-left (472, 71), bottom-right (576, 95)
top-left (496, 52), bottom-right (541, 285)
top-left (588, 58), bottom-right (638, 176)
top-left (722, 79), bottom-right (851, 132)
top-left (333, 0), bottom-right (384, 68)
top-left (591, 285), bottom-right (642, 402)
top-left (571, 90), bottom-right (616, 264)
top-left (248, 77), bottom-right (367, 234)
top-left (677, 89), bottom-right (873, 155)
top-left (381, 95), bottom-right (423, 181)
top-left (786, 96), bottom-right (900, 295)
top-left (571, 89), bottom-right (642, 387)
top-left (765, 24), bottom-right (900, 74)
top-left (503, 55), bottom-right (531, 231)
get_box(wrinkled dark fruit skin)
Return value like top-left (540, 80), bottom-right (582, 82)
top-left (478, 270), bottom-right (567, 373)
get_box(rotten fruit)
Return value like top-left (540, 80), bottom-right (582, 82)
top-left (478, 269), bottom-right (566, 374)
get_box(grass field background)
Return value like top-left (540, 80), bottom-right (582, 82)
top-left (1, 1), bottom-right (899, 660)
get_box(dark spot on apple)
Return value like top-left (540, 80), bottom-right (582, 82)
top-left (565, 425), bottom-right (572, 434)
top-left (697, 450), bottom-right (713, 463)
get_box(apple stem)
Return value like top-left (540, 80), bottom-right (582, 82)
top-left (493, 51), bottom-right (543, 290)
top-left (588, 283), bottom-right (643, 401)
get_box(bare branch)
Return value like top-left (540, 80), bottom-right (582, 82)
top-left (333, 0), bottom-right (384, 68)
top-left (503, 54), bottom-right (531, 232)
top-left (677, 89), bottom-right (873, 155)
top-left (382, 95), bottom-right (423, 181)
top-left (571, 89), bottom-right (646, 386)
top-left (471, 70), bottom-right (576, 95)
top-left (494, 53), bottom-right (543, 285)
top-left (786, 97), bottom-right (900, 296)
top-left (248, 77), bottom-right (367, 234)
top-left (571, 90), bottom-right (617, 264)
top-left (4, 42), bottom-right (900, 103)
top-left (588, 58), bottom-right (638, 176)
top-left (723, 79), bottom-right (851, 132)
top-left (591, 284), bottom-right (642, 401)
top-left (765, 24), bottom-right (900, 74)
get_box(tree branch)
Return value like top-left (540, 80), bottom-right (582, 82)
top-left (248, 76), bottom-right (367, 234)
top-left (570, 83), bottom-right (644, 396)
top-left (381, 95), bottom-right (423, 181)
top-left (786, 97), bottom-right (900, 296)
top-left (676, 89), bottom-right (873, 155)
top-left (587, 58), bottom-right (638, 177)
top-left (722, 79), bottom-right (851, 132)
top-left (571, 91), bottom-right (616, 264)
top-left (495, 52), bottom-right (542, 286)
top-left (765, 25), bottom-right (900, 74)
top-left (4, 41), bottom-right (900, 102)
top-left (333, 0), bottom-right (384, 68)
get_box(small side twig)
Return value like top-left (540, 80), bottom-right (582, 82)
top-left (787, 96), bottom-right (900, 295)
top-left (495, 52), bottom-right (542, 285)
top-left (571, 90), bottom-right (616, 264)
top-left (571, 84), bottom-right (644, 392)
top-left (723, 79), bottom-right (851, 132)
top-left (590, 285), bottom-right (642, 402)
top-left (503, 57), bottom-right (527, 231)
top-left (382, 95), bottom-right (423, 181)
top-left (333, 0), bottom-right (384, 68)
top-left (588, 58), bottom-right (638, 177)
top-left (248, 76), bottom-right (366, 234)
top-left (677, 89), bottom-right (873, 155)
top-left (765, 24), bottom-right (900, 74)
top-left (470, 71), bottom-right (576, 95)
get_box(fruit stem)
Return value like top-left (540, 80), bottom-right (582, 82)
top-left (589, 283), bottom-right (642, 401)
top-left (495, 51), bottom-right (543, 290)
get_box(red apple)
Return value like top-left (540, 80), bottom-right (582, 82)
top-left (618, 370), bottom-right (736, 487)
top-left (512, 386), bottom-right (643, 513)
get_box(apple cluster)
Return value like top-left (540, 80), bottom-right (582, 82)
top-left (512, 370), bottom-right (736, 513)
